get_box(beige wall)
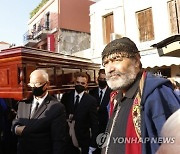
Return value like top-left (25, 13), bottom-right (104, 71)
top-left (88, 0), bottom-right (179, 77)
top-left (28, 0), bottom-right (58, 32)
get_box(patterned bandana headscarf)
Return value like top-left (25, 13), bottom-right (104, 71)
top-left (102, 37), bottom-right (139, 61)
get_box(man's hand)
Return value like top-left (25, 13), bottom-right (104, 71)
top-left (88, 147), bottom-right (96, 154)
top-left (15, 126), bottom-right (26, 136)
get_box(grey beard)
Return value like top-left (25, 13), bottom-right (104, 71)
top-left (106, 66), bottom-right (137, 91)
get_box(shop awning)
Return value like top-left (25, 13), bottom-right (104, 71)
top-left (140, 51), bottom-right (180, 68)
top-left (152, 35), bottom-right (180, 57)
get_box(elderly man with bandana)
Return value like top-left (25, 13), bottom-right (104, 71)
top-left (101, 37), bottom-right (180, 154)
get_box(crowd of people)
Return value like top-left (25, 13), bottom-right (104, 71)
top-left (0, 37), bottom-right (179, 154)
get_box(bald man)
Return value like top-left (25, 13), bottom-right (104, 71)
top-left (156, 109), bottom-right (180, 154)
top-left (12, 69), bottom-right (68, 154)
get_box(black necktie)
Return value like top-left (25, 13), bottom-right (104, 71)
top-left (99, 90), bottom-right (103, 104)
top-left (74, 95), bottom-right (79, 111)
top-left (34, 102), bottom-right (39, 112)
top-left (31, 101), bottom-right (39, 117)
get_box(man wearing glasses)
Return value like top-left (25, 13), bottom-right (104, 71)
top-left (12, 69), bottom-right (67, 154)
top-left (61, 72), bottom-right (98, 154)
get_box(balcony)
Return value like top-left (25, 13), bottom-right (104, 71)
top-left (33, 22), bottom-right (52, 40)
top-left (23, 21), bottom-right (52, 47)
top-left (23, 31), bottom-right (39, 47)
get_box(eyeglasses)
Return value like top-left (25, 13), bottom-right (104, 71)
top-left (28, 82), bottom-right (47, 88)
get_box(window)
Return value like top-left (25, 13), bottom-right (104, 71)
top-left (82, 69), bottom-right (95, 83)
top-left (168, 0), bottom-right (180, 34)
top-left (103, 13), bottom-right (114, 44)
top-left (136, 8), bottom-right (154, 42)
top-left (45, 12), bottom-right (50, 30)
top-left (62, 68), bottom-right (80, 86)
top-left (33, 24), bottom-right (36, 32)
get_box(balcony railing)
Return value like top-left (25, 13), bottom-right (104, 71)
top-left (23, 21), bottom-right (51, 46)
top-left (23, 31), bottom-right (39, 47)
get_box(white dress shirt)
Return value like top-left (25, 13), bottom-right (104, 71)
top-left (98, 86), bottom-right (107, 104)
top-left (31, 92), bottom-right (48, 115)
top-left (15, 92), bottom-right (48, 135)
top-left (74, 91), bottom-right (84, 104)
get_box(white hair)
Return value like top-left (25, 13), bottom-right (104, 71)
top-left (30, 69), bottom-right (49, 82)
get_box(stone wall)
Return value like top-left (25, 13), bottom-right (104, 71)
top-left (57, 29), bottom-right (90, 55)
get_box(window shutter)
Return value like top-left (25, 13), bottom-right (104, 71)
top-left (103, 14), bottom-right (114, 44)
top-left (168, 0), bottom-right (178, 34)
top-left (137, 11), bottom-right (145, 41)
top-left (177, 0), bottom-right (180, 29)
top-left (146, 8), bottom-right (154, 41)
top-left (136, 8), bottom-right (154, 42)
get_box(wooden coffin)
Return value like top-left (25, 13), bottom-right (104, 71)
top-left (0, 46), bottom-right (100, 100)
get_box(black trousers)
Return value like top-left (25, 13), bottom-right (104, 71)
top-left (66, 139), bottom-right (89, 154)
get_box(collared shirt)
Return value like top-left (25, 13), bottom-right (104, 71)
top-left (104, 73), bottom-right (142, 154)
top-left (98, 86), bottom-right (107, 103)
top-left (74, 91), bottom-right (84, 104)
top-left (31, 92), bottom-right (48, 115)
top-left (16, 92), bottom-right (49, 134)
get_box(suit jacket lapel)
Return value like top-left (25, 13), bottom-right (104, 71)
top-left (31, 95), bottom-right (50, 119)
top-left (76, 92), bottom-right (86, 110)
top-left (70, 91), bottom-right (75, 114)
top-left (74, 92), bottom-right (86, 115)
top-left (94, 88), bottom-right (101, 105)
top-left (101, 88), bottom-right (108, 105)
top-left (100, 87), bottom-right (111, 106)
top-left (24, 98), bottom-right (33, 119)
top-left (95, 88), bottom-right (100, 100)
top-left (27, 103), bottom-right (32, 119)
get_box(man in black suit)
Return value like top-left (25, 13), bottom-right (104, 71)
top-left (89, 69), bottom-right (112, 153)
top-left (89, 69), bottom-right (112, 134)
top-left (61, 72), bottom-right (98, 154)
top-left (12, 69), bottom-right (67, 154)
